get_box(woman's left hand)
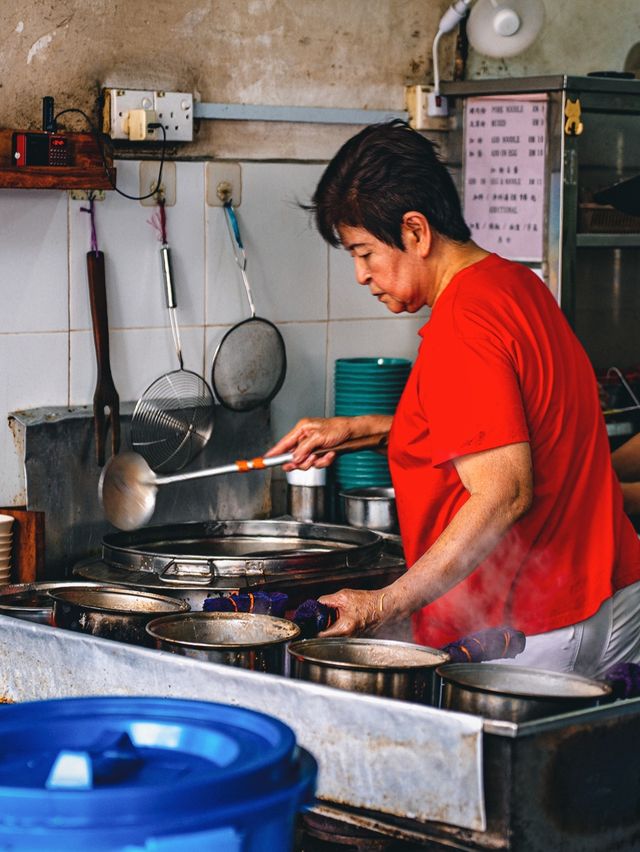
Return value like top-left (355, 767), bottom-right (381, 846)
top-left (317, 588), bottom-right (388, 637)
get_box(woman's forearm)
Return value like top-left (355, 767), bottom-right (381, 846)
top-left (382, 443), bottom-right (532, 620)
top-left (349, 414), bottom-right (393, 439)
top-left (383, 490), bottom-right (524, 619)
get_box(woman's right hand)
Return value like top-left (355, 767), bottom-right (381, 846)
top-left (265, 417), bottom-right (357, 470)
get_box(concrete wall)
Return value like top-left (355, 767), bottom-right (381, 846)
top-left (0, 0), bottom-right (633, 509)
top-left (466, 1), bottom-right (640, 81)
top-left (1, 0), bottom-right (449, 160)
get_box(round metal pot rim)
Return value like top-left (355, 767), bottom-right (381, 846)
top-left (339, 487), bottom-right (396, 501)
top-left (0, 582), bottom-right (103, 615)
top-left (436, 662), bottom-right (612, 700)
top-left (288, 637), bottom-right (449, 671)
top-left (146, 611), bottom-right (301, 649)
top-left (48, 585), bottom-right (190, 616)
top-left (100, 519), bottom-right (383, 579)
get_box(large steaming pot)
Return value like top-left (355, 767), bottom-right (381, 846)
top-left (73, 520), bottom-right (396, 610)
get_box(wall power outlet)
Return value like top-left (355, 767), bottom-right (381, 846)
top-left (405, 85), bottom-right (452, 130)
top-left (103, 88), bottom-right (193, 142)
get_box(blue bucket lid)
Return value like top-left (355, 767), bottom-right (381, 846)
top-left (0, 696), bottom-right (316, 843)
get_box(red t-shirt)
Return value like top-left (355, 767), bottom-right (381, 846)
top-left (388, 254), bottom-right (640, 648)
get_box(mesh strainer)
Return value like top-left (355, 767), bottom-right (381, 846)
top-left (211, 202), bottom-right (287, 412)
top-left (131, 244), bottom-right (215, 472)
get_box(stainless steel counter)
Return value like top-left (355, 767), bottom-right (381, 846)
top-left (1, 614), bottom-right (639, 850)
top-left (0, 615), bottom-right (486, 833)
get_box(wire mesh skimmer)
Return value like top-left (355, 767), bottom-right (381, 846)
top-left (132, 218), bottom-right (214, 472)
top-left (210, 201), bottom-right (287, 412)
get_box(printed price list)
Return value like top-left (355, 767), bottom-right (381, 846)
top-left (463, 96), bottom-right (547, 262)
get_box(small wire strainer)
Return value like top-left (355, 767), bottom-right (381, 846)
top-left (131, 242), bottom-right (214, 472)
top-left (211, 202), bottom-right (287, 412)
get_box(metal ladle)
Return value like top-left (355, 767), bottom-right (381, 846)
top-left (99, 434), bottom-right (389, 531)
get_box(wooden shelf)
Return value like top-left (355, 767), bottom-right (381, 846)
top-left (0, 129), bottom-right (114, 190)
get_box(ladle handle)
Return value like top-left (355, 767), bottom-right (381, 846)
top-left (156, 433), bottom-right (389, 486)
top-left (223, 202), bottom-right (257, 318)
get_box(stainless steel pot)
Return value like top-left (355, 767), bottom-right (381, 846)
top-left (98, 519), bottom-right (383, 588)
top-left (340, 488), bottom-right (398, 534)
top-left (288, 637), bottom-right (449, 705)
top-left (49, 586), bottom-right (189, 646)
top-left (0, 582), bottom-right (103, 625)
top-left (437, 663), bottom-right (612, 722)
top-left (146, 611), bottom-right (301, 674)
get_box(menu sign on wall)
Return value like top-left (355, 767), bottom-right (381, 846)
top-left (463, 95), bottom-right (547, 262)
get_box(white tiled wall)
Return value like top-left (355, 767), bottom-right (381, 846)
top-left (0, 161), bottom-right (428, 505)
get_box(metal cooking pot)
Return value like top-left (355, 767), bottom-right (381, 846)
top-left (0, 582), bottom-right (103, 625)
top-left (288, 637), bottom-right (449, 705)
top-left (96, 519), bottom-right (383, 587)
top-left (49, 586), bottom-right (190, 647)
top-left (340, 488), bottom-right (398, 534)
top-left (437, 663), bottom-right (612, 722)
top-left (146, 611), bottom-right (300, 674)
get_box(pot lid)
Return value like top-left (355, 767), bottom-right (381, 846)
top-left (99, 519), bottom-right (383, 587)
top-left (0, 696), bottom-right (315, 842)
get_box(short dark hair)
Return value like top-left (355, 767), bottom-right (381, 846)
top-left (309, 119), bottom-right (471, 249)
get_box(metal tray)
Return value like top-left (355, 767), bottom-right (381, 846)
top-left (99, 520), bottom-right (383, 586)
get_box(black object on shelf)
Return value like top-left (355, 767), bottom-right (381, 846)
top-left (587, 71), bottom-right (636, 79)
top-left (594, 174), bottom-right (640, 217)
top-left (42, 96), bottom-right (55, 132)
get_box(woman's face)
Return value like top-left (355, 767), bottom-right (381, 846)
top-left (339, 224), bottom-right (429, 314)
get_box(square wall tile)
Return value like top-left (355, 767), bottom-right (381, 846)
top-left (270, 322), bottom-right (327, 444)
top-left (0, 331), bottom-right (68, 504)
top-left (0, 190), bottom-right (69, 333)
top-left (70, 161), bottom-right (206, 331)
top-left (206, 163), bottom-right (327, 326)
top-left (70, 325), bottom-right (206, 407)
top-left (325, 316), bottom-right (427, 415)
top-left (205, 321), bottom-right (326, 450)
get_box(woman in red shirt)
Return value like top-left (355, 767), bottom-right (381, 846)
top-left (267, 121), bottom-right (640, 676)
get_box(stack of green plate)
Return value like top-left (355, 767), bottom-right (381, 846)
top-left (334, 357), bottom-right (411, 489)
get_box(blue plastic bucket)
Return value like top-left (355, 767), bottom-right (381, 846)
top-left (0, 696), bottom-right (317, 851)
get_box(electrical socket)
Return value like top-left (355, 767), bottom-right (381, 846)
top-left (153, 91), bottom-right (193, 142)
top-left (139, 161), bottom-right (176, 207)
top-left (405, 85), bottom-right (452, 129)
top-left (205, 162), bottom-right (242, 207)
top-left (103, 88), bottom-right (193, 142)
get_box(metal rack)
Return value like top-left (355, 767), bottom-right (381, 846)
top-left (443, 75), bottom-right (640, 371)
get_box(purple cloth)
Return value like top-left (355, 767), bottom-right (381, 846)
top-left (203, 591), bottom-right (288, 617)
top-left (293, 600), bottom-right (338, 638)
top-left (603, 663), bottom-right (640, 699)
top-left (441, 626), bottom-right (526, 663)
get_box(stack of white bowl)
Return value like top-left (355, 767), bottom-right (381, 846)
top-left (0, 515), bottom-right (14, 584)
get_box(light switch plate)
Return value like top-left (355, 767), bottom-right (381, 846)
top-left (206, 162), bottom-right (242, 206)
top-left (139, 161), bottom-right (176, 207)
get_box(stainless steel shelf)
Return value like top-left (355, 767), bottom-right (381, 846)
top-left (576, 233), bottom-right (640, 248)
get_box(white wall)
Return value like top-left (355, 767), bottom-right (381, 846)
top-left (0, 161), bottom-right (427, 504)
